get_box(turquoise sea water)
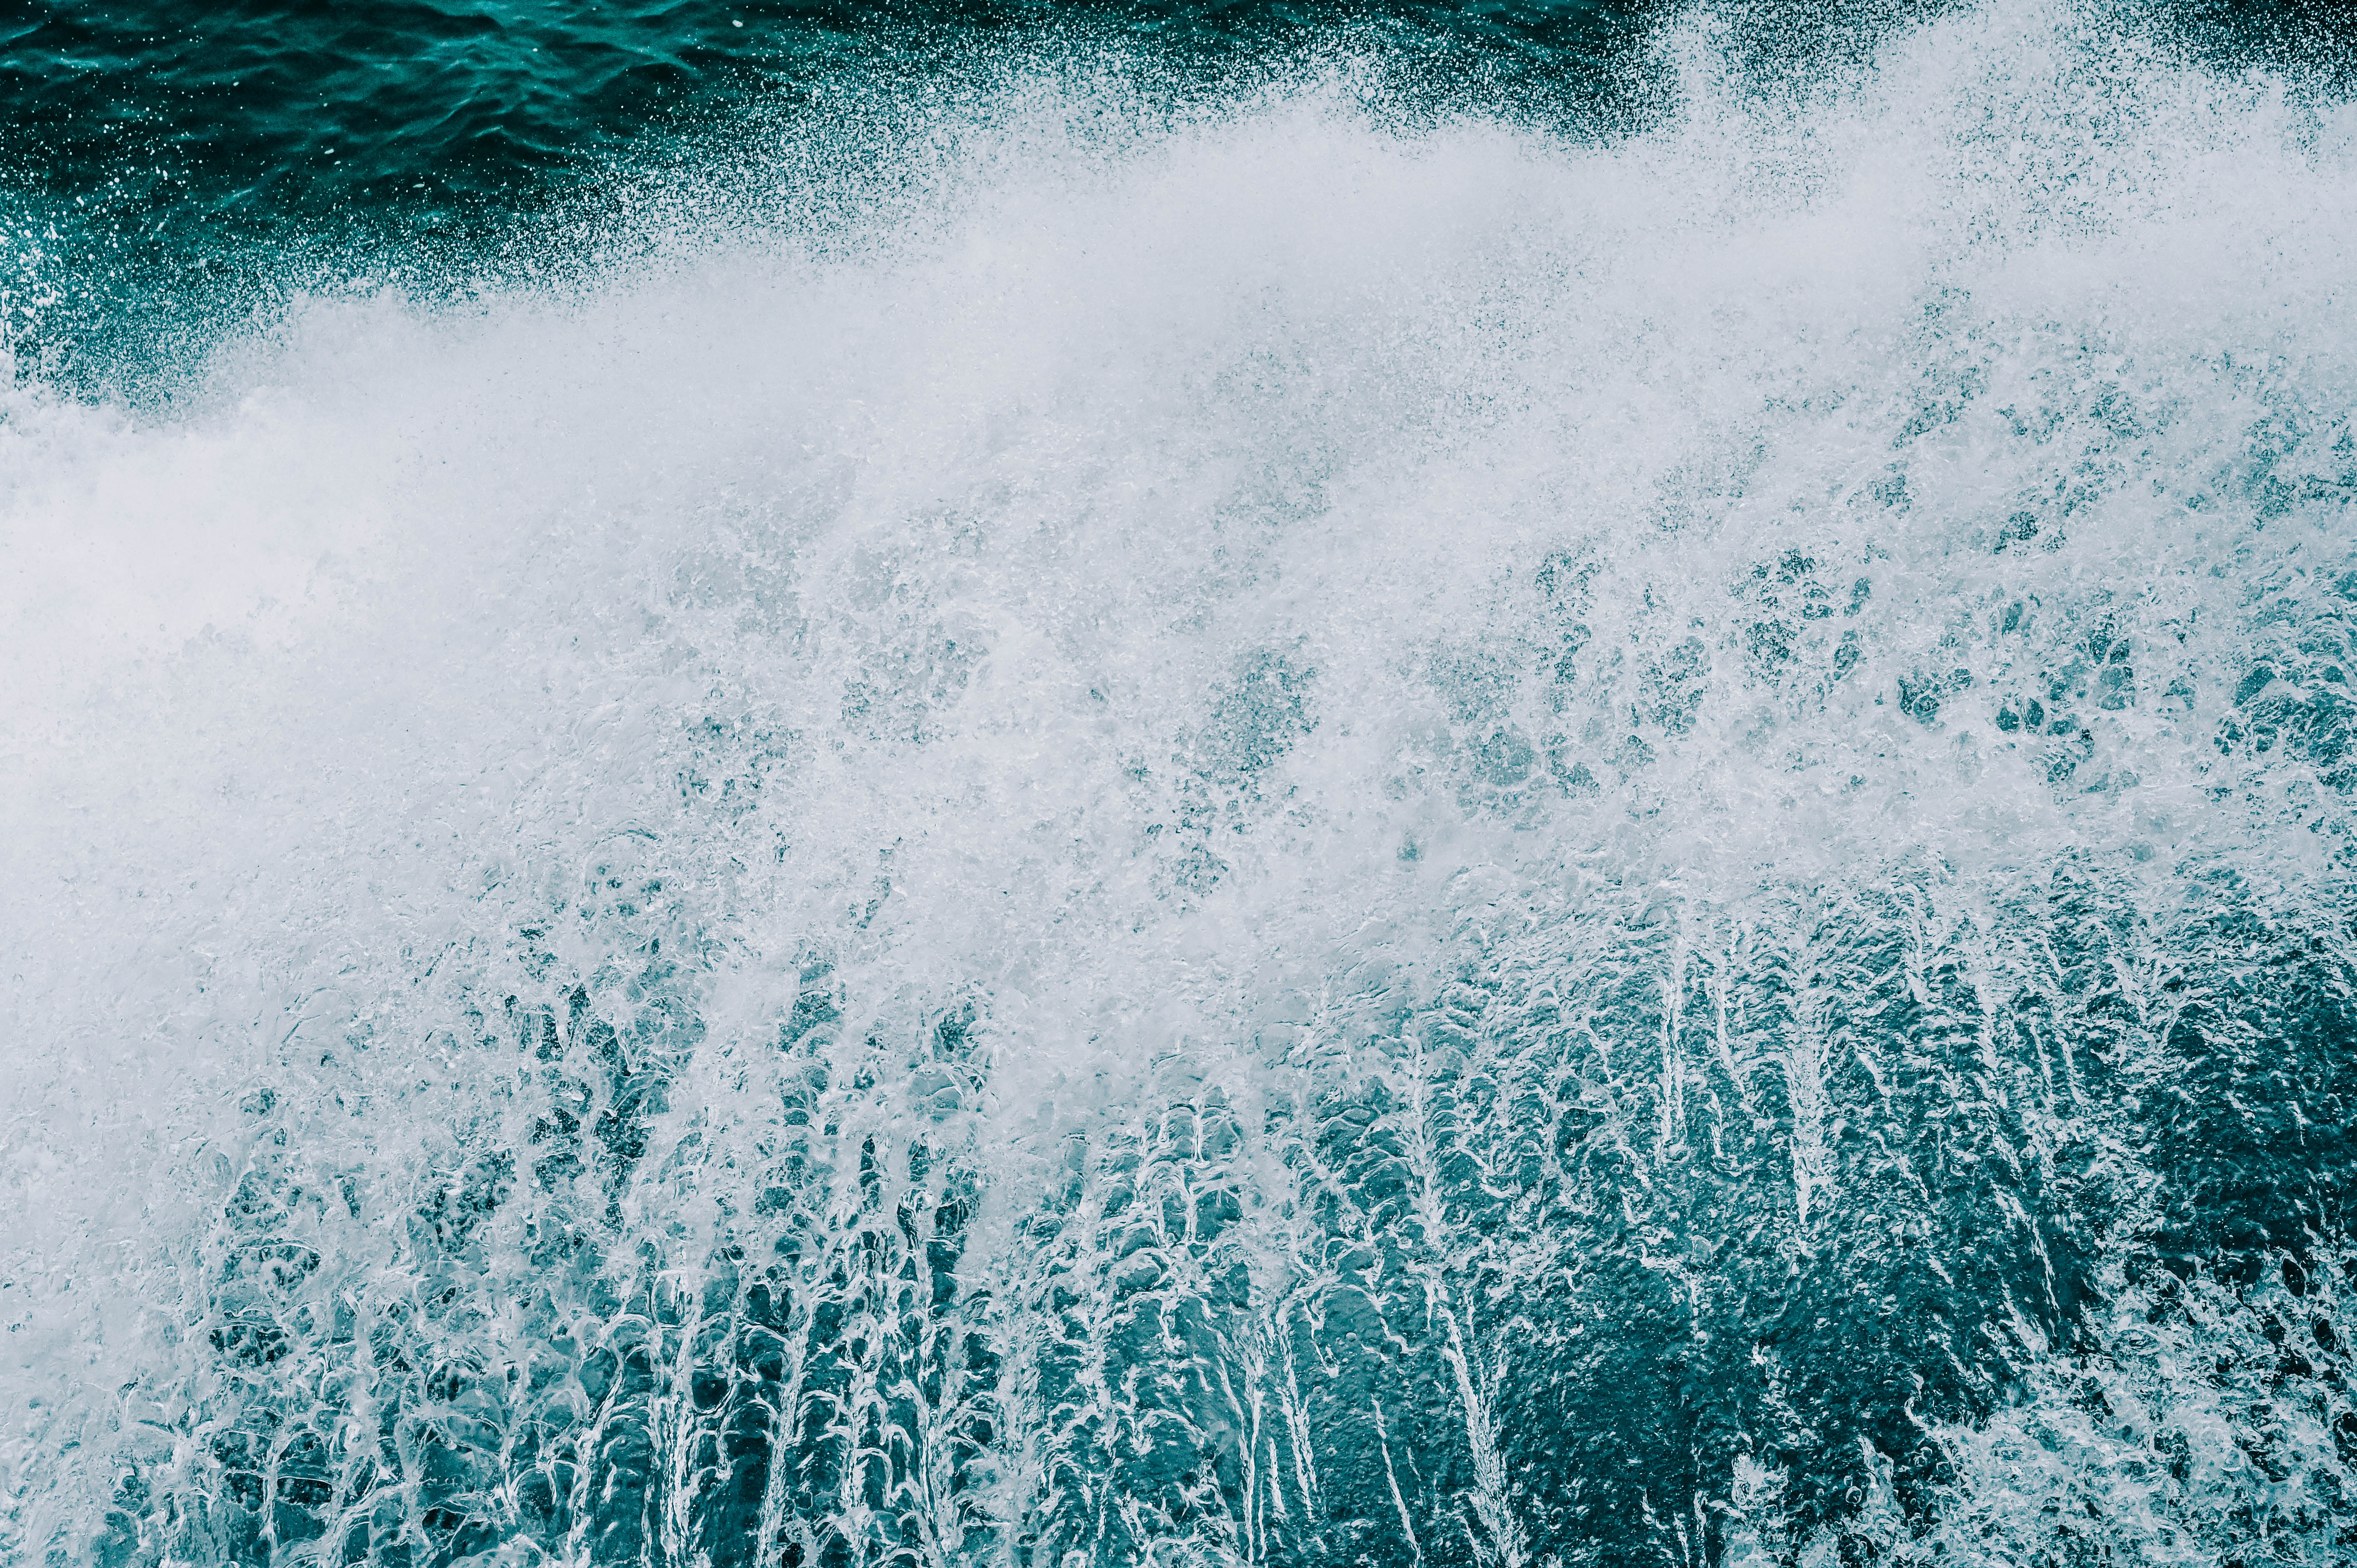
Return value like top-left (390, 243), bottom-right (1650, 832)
top-left (2, 2), bottom-right (2332, 383)
top-left (2, 1), bottom-right (1658, 388)
top-left (5, 3), bottom-right (2357, 1565)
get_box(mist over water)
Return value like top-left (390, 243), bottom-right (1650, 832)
top-left (6, 3), bottom-right (2357, 1564)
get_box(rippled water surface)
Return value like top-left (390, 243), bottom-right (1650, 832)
top-left (4, 3), bottom-right (2356, 1566)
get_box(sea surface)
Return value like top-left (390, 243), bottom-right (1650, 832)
top-left (4, 2), bottom-right (2356, 1565)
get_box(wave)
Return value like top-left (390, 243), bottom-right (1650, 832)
top-left (4, 3), bottom-right (2355, 1563)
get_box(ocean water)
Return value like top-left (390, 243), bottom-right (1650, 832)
top-left (4, 2), bottom-right (2356, 1565)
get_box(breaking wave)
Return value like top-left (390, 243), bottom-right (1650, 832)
top-left (5, 3), bottom-right (2356, 1564)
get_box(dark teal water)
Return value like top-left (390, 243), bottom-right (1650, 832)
top-left (6, 1), bottom-right (2340, 214)
top-left (2, 2), bottom-right (1631, 212)
top-left (5, 4), bottom-right (2357, 1566)
top-left (2, 0), bottom-right (1657, 387)
top-left (4, 0), bottom-right (2342, 387)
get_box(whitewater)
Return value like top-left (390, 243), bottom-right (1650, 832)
top-left (4, 2), bottom-right (2355, 1563)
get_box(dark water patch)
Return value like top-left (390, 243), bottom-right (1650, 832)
top-left (9, 0), bottom-right (2348, 402)
top-left (0, 1), bottom-right (1655, 399)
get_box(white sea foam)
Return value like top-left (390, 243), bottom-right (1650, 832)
top-left (4, 3), bottom-right (2353, 1561)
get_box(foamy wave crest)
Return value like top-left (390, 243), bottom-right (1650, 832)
top-left (5, 3), bottom-right (2355, 1563)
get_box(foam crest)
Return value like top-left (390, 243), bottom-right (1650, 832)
top-left (4, 4), bottom-right (2354, 1563)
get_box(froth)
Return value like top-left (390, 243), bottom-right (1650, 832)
top-left (4, 2), bottom-right (2354, 1557)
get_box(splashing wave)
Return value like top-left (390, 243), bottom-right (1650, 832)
top-left (5, 4), bottom-right (2355, 1563)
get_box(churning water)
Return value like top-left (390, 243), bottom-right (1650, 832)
top-left (5, 2), bottom-right (2357, 1564)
